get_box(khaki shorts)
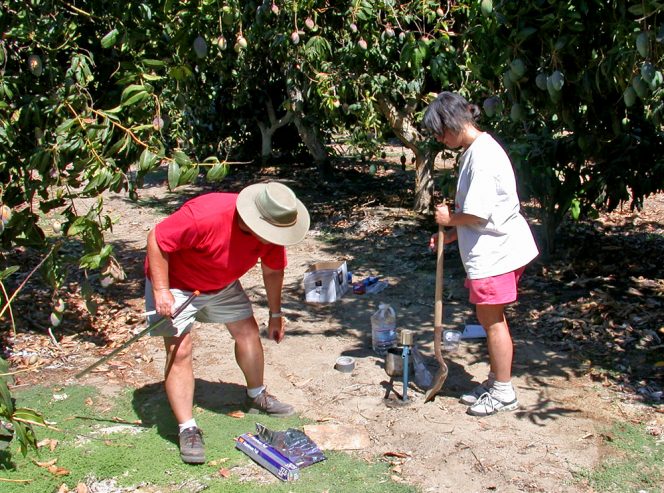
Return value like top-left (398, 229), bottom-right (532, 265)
top-left (144, 278), bottom-right (253, 337)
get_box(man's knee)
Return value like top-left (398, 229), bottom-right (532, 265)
top-left (165, 335), bottom-right (193, 365)
top-left (227, 317), bottom-right (260, 342)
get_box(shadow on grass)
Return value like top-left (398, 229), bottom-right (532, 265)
top-left (131, 378), bottom-right (247, 444)
top-left (0, 450), bottom-right (16, 472)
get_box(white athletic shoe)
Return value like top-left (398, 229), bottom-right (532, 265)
top-left (467, 390), bottom-right (519, 416)
top-left (459, 380), bottom-right (492, 405)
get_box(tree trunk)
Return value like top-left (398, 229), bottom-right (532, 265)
top-left (256, 99), bottom-right (294, 162)
top-left (288, 86), bottom-right (330, 175)
top-left (413, 149), bottom-right (436, 212)
top-left (376, 95), bottom-right (433, 213)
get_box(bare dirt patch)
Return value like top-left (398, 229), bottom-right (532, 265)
top-left (4, 159), bottom-right (662, 492)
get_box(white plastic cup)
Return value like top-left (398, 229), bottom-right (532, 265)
top-left (443, 330), bottom-right (462, 352)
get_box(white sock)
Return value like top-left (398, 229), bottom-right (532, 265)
top-left (178, 418), bottom-right (197, 433)
top-left (247, 385), bottom-right (266, 398)
top-left (491, 380), bottom-right (516, 401)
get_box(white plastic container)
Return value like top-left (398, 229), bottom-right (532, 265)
top-left (371, 303), bottom-right (397, 355)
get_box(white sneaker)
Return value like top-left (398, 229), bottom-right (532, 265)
top-left (459, 380), bottom-right (492, 405)
top-left (467, 390), bottom-right (519, 416)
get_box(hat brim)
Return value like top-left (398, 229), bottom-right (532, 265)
top-left (236, 183), bottom-right (310, 246)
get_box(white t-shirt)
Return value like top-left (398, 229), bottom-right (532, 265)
top-left (455, 132), bottom-right (539, 279)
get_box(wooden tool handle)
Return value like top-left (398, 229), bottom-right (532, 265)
top-left (424, 226), bottom-right (449, 402)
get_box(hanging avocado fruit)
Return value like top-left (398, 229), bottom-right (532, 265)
top-left (510, 103), bottom-right (525, 122)
top-left (480, 0), bottom-right (493, 16)
top-left (631, 76), bottom-right (649, 99)
top-left (28, 54), bottom-right (43, 76)
top-left (400, 154), bottom-right (406, 170)
top-left (623, 87), bottom-right (637, 107)
top-left (640, 62), bottom-right (655, 83)
top-left (636, 31), bottom-right (649, 58)
top-left (509, 58), bottom-right (526, 81)
top-left (193, 36), bottom-right (207, 58)
top-left (217, 36), bottom-right (227, 50)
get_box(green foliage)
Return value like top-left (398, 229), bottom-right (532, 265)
top-left (462, 1), bottom-right (664, 251)
top-left (0, 358), bottom-right (45, 457)
top-left (1, 384), bottom-right (415, 493)
top-left (0, 0), bottom-right (242, 321)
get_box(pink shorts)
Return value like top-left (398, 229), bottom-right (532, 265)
top-left (464, 266), bottom-right (526, 305)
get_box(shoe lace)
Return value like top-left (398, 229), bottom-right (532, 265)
top-left (475, 392), bottom-right (497, 412)
top-left (182, 427), bottom-right (203, 446)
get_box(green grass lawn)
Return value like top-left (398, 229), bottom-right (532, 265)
top-left (1, 384), bottom-right (416, 493)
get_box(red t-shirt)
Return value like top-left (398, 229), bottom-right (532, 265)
top-left (144, 193), bottom-right (287, 292)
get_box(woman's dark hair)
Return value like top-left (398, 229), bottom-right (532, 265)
top-left (421, 91), bottom-right (481, 136)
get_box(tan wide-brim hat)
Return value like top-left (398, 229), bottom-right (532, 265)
top-left (236, 182), bottom-right (310, 246)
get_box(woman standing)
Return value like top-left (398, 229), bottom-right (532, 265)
top-left (422, 92), bottom-right (539, 416)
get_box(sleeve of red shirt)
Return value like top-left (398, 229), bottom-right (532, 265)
top-left (154, 204), bottom-right (200, 252)
top-left (261, 244), bottom-right (287, 271)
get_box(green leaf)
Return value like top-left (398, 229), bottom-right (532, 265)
top-left (121, 91), bottom-right (149, 107)
top-left (12, 420), bottom-right (37, 456)
top-left (169, 65), bottom-right (194, 81)
top-left (141, 59), bottom-right (167, 67)
top-left (570, 198), bottom-right (581, 220)
top-left (139, 148), bottom-right (158, 172)
top-left (0, 378), bottom-right (14, 415)
top-left (173, 150), bottom-right (192, 167)
top-left (142, 73), bottom-right (163, 81)
top-left (13, 407), bottom-right (46, 426)
top-left (206, 162), bottom-right (228, 182)
top-left (0, 265), bottom-right (19, 281)
top-left (178, 165), bottom-right (199, 186)
top-left (120, 84), bottom-right (148, 103)
top-left (80, 252), bottom-right (102, 269)
top-left (101, 28), bottom-right (120, 49)
top-left (167, 161), bottom-right (181, 190)
top-left (66, 217), bottom-right (95, 236)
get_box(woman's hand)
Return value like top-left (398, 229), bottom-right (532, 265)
top-left (434, 203), bottom-right (452, 226)
top-left (429, 228), bottom-right (457, 252)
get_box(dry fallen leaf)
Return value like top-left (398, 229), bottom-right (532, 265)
top-left (57, 484), bottom-right (69, 493)
top-left (383, 451), bottom-right (411, 458)
top-left (34, 458), bottom-right (58, 468)
top-left (84, 397), bottom-right (94, 406)
top-left (76, 483), bottom-right (89, 493)
top-left (208, 458), bottom-right (230, 466)
top-left (227, 410), bottom-right (245, 419)
top-left (37, 438), bottom-right (59, 451)
top-left (48, 465), bottom-right (70, 476)
top-left (218, 468), bottom-right (231, 478)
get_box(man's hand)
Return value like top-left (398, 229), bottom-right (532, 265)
top-left (267, 316), bottom-right (285, 343)
top-left (154, 288), bottom-right (175, 317)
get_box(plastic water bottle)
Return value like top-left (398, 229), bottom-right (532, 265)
top-left (371, 303), bottom-right (397, 355)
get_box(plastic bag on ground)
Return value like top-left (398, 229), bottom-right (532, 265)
top-left (256, 423), bottom-right (326, 468)
top-left (411, 345), bottom-right (434, 389)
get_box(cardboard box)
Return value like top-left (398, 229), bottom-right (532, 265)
top-left (303, 261), bottom-right (349, 303)
top-left (235, 433), bottom-right (300, 481)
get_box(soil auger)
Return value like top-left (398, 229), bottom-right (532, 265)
top-left (75, 290), bottom-right (200, 379)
